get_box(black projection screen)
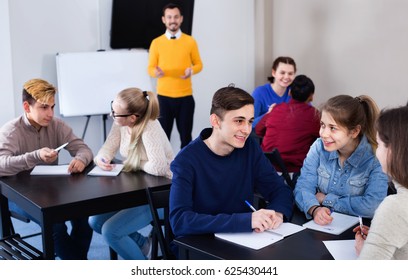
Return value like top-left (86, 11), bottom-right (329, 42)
top-left (110, 0), bottom-right (195, 49)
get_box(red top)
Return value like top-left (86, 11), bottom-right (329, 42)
top-left (255, 99), bottom-right (320, 172)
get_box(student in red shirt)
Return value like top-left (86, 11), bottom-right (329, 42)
top-left (255, 75), bottom-right (320, 176)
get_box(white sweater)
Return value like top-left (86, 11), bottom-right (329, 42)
top-left (95, 120), bottom-right (173, 178)
top-left (359, 182), bottom-right (408, 259)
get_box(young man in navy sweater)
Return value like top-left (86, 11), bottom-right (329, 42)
top-left (170, 85), bottom-right (293, 240)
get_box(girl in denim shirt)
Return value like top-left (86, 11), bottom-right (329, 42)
top-left (294, 95), bottom-right (388, 225)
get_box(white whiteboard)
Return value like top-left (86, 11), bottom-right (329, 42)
top-left (56, 50), bottom-right (152, 117)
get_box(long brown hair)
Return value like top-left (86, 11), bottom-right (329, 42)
top-left (376, 106), bottom-right (408, 187)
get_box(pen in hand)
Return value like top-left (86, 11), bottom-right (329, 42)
top-left (359, 216), bottom-right (364, 235)
top-left (245, 200), bottom-right (257, 212)
top-left (54, 142), bottom-right (69, 152)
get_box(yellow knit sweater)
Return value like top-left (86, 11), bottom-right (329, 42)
top-left (147, 33), bottom-right (203, 98)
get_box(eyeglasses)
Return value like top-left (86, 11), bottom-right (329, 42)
top-left (110, 101), bottom-right (138, 119)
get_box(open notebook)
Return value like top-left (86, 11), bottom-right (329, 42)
top-left (215, 222), bottom-right (305, 250)
top-left (302, 212), bottom-right (359, 235)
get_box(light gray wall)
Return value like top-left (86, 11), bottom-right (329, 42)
top-left (0, 0), bottom-right (14, 126)
top-left (2, 0), bottom-right (255, 159)
top-left (3, 0), bottom-right (407, 161)
top-left (268, 0), bottom-right (408, 109)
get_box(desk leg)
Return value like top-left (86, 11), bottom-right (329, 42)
top-left (0, 194), bottom-right (12, 238)
top-left (41, 219), bottom-right (55, 260)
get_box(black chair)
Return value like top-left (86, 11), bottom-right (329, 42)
top-left (264, 148), bottom-right (295, 189)
top-left (9, 211), bottom-right (42, 239)
top-left (387, 181), bottom-right (397, 196)
top-left (0, 234), bottom-right (43, 260)
top-left (146, 185), bottom-right (176, 260)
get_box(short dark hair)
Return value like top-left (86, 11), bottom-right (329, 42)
top-left (290, 74), bottom-right (315, 102)
top-left (162, 2), bottom-right (183, 16)
top-left (210, 85), bottom-right (254, 119)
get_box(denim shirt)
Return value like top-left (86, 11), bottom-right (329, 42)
top-left (294, 135), bottom-right (388, 218)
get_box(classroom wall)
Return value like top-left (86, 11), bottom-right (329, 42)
top-left (0, 0), bottom-right (14, 126)
top-left (268, 0), bottom-right (408, 109)
top-left (2, 0), bottom-right (408, 161)
top-left (2, 0), bottom-right (255, 159)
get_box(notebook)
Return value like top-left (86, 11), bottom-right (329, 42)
top-left (215, 222), bottom-right (305, 250)
top-left (87, 164), bottom-right (124, 176)
top-left (302, 212), bottom-right (359, 235)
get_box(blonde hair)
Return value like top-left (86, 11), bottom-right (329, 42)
top-left (117, 88), bottom-right (160, 172)
top-left (23, 79), bottom-right (56, 104)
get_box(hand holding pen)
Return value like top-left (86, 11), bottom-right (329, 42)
top-left (245, 200), bottom-right (283, 232)
top-left (352, 218), bottom-right (369, 240)
top-left (97, 157), bottom-right (114, 171)
top-left (312, 206), bottom-right (334, 225)
top-left (353, 218), bottom-right (369, 256)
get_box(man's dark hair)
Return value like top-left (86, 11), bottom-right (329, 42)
top-left (162, 2), bottom-right (183, 16)
top-left (210, 85), bottom-right (254, 119)
top-left (290, 74), bottom-right (315, 102)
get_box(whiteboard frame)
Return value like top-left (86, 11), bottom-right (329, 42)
top-left (56, 50), bottom-right (152, 117)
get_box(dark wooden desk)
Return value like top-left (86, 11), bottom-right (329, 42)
top-left (0, 166), bottom-right (171, 259)
top-left (175, 209), bottom-right (358, 260)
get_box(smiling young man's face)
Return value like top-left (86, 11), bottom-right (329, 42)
top-left (162, 7), bottom-right (183, 33)
top-left (212, 104), bottom-right (254, 151)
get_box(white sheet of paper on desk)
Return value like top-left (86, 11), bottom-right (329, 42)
top-left (302, 212), bottom-right (359, 235)
top-left (215, 231), bottom-right (283, 250)
top-left (215, 222), bottom-right (304, 250)
top-left (87, 164), bottom-right (124, 176)
top-left (267, 222), bottom-right (305, 237)
top-left (30, 165), bottom-right (70, 175)
top-left (323, 239), bottom-right (357, 260)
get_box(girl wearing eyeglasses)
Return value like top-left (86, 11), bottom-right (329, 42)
top-left (89, 87), bottom-right (173, 260)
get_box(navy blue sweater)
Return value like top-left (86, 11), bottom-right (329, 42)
top-left (170, 128), bottom-right (294, 237)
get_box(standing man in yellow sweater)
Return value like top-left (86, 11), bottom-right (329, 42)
top-left (148, 2), bottom-right (203, 149)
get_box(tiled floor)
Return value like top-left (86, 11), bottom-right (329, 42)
top-left (11, 217), bottom-right (152, 260)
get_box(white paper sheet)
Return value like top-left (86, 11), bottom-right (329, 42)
top-left (215, 222), bottom-right (305, 250)
top-left (87, 164), bottom-right (124, 176)
top-left (267, 222), bottom-right (305, 237)
top-left (302, 212), bottom-right (359, 235)
top-left (215, 231), bottom-right (284, 250)
top-left (323, 239), bottom-right (358, 260)
top-left (30, 165), bottom-right (71, 175)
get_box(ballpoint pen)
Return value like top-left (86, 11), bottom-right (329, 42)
top-left (359, 216), bottom-right (364, 235)
top-left (245, 200), bottom-right (257, 212)
top-left (54, 142), bottom-right (69, 152)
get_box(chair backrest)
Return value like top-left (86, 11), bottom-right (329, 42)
top-left (145, 185), bottom-right (176, 260)
top-left (387, 181), bottom-right (397, 196)
top-left (264, 148), bottom-right (295, 189)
